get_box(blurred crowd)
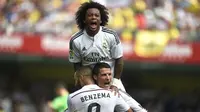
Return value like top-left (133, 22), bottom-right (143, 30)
top-left (129, 88), bottom-right (200, 112)
top-left (0, 75), bottom-right (69, 112)
top-left (0, 0), bottom-right (200, 42)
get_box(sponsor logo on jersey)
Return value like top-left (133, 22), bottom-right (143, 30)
top-left (83, 52), bottom-right (109, 62)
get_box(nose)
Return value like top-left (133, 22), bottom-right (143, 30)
top-left (91, 14), bottom-right (96, 19)
top-left (105, 74), bottom-right (110, 80)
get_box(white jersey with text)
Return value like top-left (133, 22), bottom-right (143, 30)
top-left (117, 90), bottom-right (148, 112)
top-left (66, 84), bottom-right (130, 112)
top-left (69, 26), bottom-right (123, 76)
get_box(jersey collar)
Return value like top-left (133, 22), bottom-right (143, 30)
top-left (82, 84), bottom-right (99, 89)
top-left (84, 26), bottom-right (102, 40)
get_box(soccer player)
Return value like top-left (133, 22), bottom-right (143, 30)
top-left (92, 62), bottom-right (148, 112)
top-left (69, 1), bottom-right (125, 91)
top-left (66, 66), bottom-right (133, 112)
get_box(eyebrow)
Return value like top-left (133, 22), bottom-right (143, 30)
top-left (100, 73), bottom-right (111, 75)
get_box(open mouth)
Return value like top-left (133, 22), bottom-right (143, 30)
top-left (104, 82), bottom-right (110, 86)
top-left (89, 21), bottom-right (98, 30)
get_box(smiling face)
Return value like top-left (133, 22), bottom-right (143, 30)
top-left (94, 68), bottom-right (112, 89)
top-left (84, 8), bottom-right (101, 36)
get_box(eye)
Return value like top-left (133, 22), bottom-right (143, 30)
top-left (95, 14), bottom-right (100, 17)
top-left (101, 73), bottom-right (111, 76)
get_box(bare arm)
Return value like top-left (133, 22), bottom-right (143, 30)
top-left (126, 108), bottom-right (134, 112)
top-left (114, 57), bottom-right (124, 79)
top-left (73, 62), bottom-right (82, 72)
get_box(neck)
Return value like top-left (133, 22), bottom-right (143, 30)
top-left (85, 26), bottom-right (100, 37)
top-left (83, 79), bottom-right (94, 86)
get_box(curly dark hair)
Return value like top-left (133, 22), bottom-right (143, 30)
top-left (75, 1), bottom-right (109, 30)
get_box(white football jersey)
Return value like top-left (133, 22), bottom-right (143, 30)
top-left (69, 26), bottom-right (123, 76)
top-left (66, 84), bottom-right (130, 112)
top-left (117, 90), bottom-right (148, 112)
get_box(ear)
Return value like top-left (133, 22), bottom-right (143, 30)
top-left (93, 75), bottom-right (97, 81)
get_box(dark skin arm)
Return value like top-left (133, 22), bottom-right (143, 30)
top-left (126, 108), bottom-right (134, 112)
top-left (73, 63), bottom-right (82, 90)
top-left (73, 62), bottom-right (82, 72)
top-left (114, 57), bottom-right (124, 79)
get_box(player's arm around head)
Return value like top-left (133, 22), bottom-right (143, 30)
top-left (107, 29), bottom-right (124, 80)
top-left (114, 56), bottom-right (124, 79)
top-left (112, 57), bottom-right (125, 91)
top-left (105, 28), bottom-right (125, 91)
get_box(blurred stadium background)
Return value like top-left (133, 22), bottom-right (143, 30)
top-left (0, 0), bottom-right (200, 112)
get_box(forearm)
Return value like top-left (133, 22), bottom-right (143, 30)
top-left (114, 57), bottom-right (124, 79)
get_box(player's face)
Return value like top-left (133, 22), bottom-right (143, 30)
top-left (84, 8), bottom-right (101, 32)
top-left (95, 68), bottom-right (112, 89)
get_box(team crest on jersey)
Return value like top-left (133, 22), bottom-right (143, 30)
top-left (69, 50), bottom-right (74, 59)
top-left (102, 40), bottom-right (108, 50)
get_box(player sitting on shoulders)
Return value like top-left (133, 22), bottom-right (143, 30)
top-left (66, 66), bottom-right (133, 112)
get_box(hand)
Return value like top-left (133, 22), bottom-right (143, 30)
top-left (110, 85), bottom-right (120, 97)
top-left (112, 78), bottom-right (126, 92)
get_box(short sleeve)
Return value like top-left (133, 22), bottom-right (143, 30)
top-left (110, 32), bottom-right (123, 59)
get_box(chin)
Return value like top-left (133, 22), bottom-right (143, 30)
top-left (89, 28), bottom-right (98, 32)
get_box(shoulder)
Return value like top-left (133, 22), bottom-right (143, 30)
top-left (69, 88), bottom-right (82, 98)
top-left (102, 27), bottom-right (118, 36)
top-left (68, 91), bottom-right (79, 101)
top-left (101, 27), bottom-right (120, 44)
top-left (70, 30), bottom-right (84, 42)
top-left (70, 87), bottom-right (110, 98)
top-left (69, 31), bottom-right (84, 49)
top-left (102, 27), bottom-right (116, 33)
